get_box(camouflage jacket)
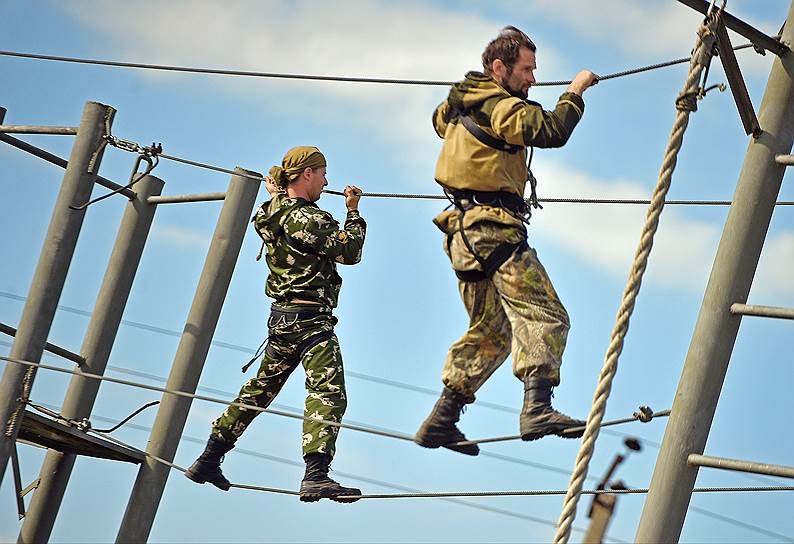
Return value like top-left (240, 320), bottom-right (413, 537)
top-left (433, 71), bottom-right (585, 196)
top-left (254, 194), bottom-right (366, 308)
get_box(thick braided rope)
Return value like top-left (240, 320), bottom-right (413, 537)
top-left (552, 17), bottom-right (720, 544)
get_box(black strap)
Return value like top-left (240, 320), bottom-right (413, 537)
top-left (241, 309), bottom-right (333, 373)
top-left (454, 240), bottom-right (528, 282)
top-left (449, 189), bottom-right (529, 215)
top-left (452, 107), bottom-right (524, 154)
top-left (262, 329), bottom-right (335, 368)
top-left (447, 200), bottom-right (528, 283)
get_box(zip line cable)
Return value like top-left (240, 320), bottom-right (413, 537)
top-left (0, 44), bottom-right (755, 87)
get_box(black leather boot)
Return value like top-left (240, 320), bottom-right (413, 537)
top-left (414, 387), bottom-right (479, 456)
top-left (300, 453), bottom-right (361, 503)
top-left (184, 435), bottom-right (235, 491)
top-left (520, 378), bottom-right (585, 441)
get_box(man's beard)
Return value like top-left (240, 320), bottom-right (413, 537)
top-left (503, 70), bottom-right (528, 99)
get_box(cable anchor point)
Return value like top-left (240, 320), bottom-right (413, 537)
top-left (70, 138), bottom-right (162, 211)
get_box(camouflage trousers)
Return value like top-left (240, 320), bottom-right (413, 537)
top-left (438, 209), bottom-right (570, 403)
top-left (211, 304), bottom-right (347, 458)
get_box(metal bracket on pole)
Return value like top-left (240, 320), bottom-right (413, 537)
top-left (11, 442), bottom-right (26, 519)
top-left (775, 154), bottom-right (794, 165)
top-left (730, 303), bottom-right (794, 320)
top-left (688, 453), bottom-right (794, 479)
top-left (676, 0), bottom-right (789, 57)
top-left (715, 17), bottom-right (762, 137)
top-left (0, 125), bottom-right (78, 135)
top-left (0, 322), bottom-right (86, 367)
top-left (147, 191), bottom-right (226, 204)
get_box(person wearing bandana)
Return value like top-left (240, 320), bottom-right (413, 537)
top-left (186, 146), bottom-right (366, 503)
top-left (415, 27), bottom-right (599, 456)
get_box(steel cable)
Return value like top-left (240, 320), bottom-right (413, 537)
top-left (76, 413), bottom-right (621, 541)
top-left (0, 43), bottom-right (755, 87)
top-left (0, 355), bottom-right (415, 444)
top-left (72, 411), bottom-right (794, 501)
top-left (449, 409), bottom-right (671, 447)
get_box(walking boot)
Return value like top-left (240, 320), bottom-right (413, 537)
top-left (184, 435), bottom-right (234, 491)
top-left (414, 387), bottom-right (479, 456)
top-left (520, 378), bottom-right (586, 441)
top-left (299, 453), bottom-right (361, 503)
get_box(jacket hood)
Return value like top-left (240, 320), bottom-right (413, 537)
top-left (447, 71), bottom-right (510, 112)
top-left (254, 194), bottom-right (311, 242)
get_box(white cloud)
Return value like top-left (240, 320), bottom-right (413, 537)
top-left (531, 159), bottom-right (794, 297)
top-left (152, 224), bottom-right (209, 250)
top-left (753, 231), bottom-right (794, 300)
top-left (63, 0), bottom-right (569, 170)
top-left (64, 1), bottom-right (790, 298)
top-left (519, 0), bottom-right (776, 77)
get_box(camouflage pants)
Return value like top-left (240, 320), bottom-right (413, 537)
top-left (212, 304), bottom-right (347, 458)
top-left (440, 212), bottom-right (570, 403)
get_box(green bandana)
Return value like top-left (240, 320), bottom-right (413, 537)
top-left (269, 146), bottom-right (327, 189)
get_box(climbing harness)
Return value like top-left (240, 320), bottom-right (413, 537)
top-left (442, 189), bottom-right (530, 283)
top-left (240, 305), bottom-right (335, 373)
top-left (441, 100), bottom-right (551, 283)
top-left (448, 105), bottom-right (543, 214)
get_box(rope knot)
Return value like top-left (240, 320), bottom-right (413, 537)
top-left (634, 405), bottom-right (654, 423)
top-left (675, 91), bottom-right (699, 112)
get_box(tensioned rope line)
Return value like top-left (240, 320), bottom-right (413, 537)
top-left (0, 294), bottom-right (662, 450)
top-left (554, 15), bottom-right (721, 543)
top-left (97, 362), bottom-right (600, 479)
top-left (9, 336), bottom-right (783, 491)
top-left (0, 355), bottom-right (666, 449)
top-left (449, 409), bottom-right (671, 447)
top-left (6, 356), bottom-right (789, 539)
top-left (0, 355), bottom-right (415, 444)
top-left (60, 405), bottom-right (794, 501)
top-left (323, 189), bottom-right (794, 206)
top-left (25, 401), bottom-right (792, 542)
top-left (74, 413), bottom-right (622, 541)
top-left (72, 423), bottom-right (794, 501)
top-left (0, 44), bottom-right (754, 88)
top-left (113, 145), bottom-right (794, 207)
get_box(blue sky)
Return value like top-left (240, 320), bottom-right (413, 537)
top-left (1, 1), bottom-right (793, 542)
